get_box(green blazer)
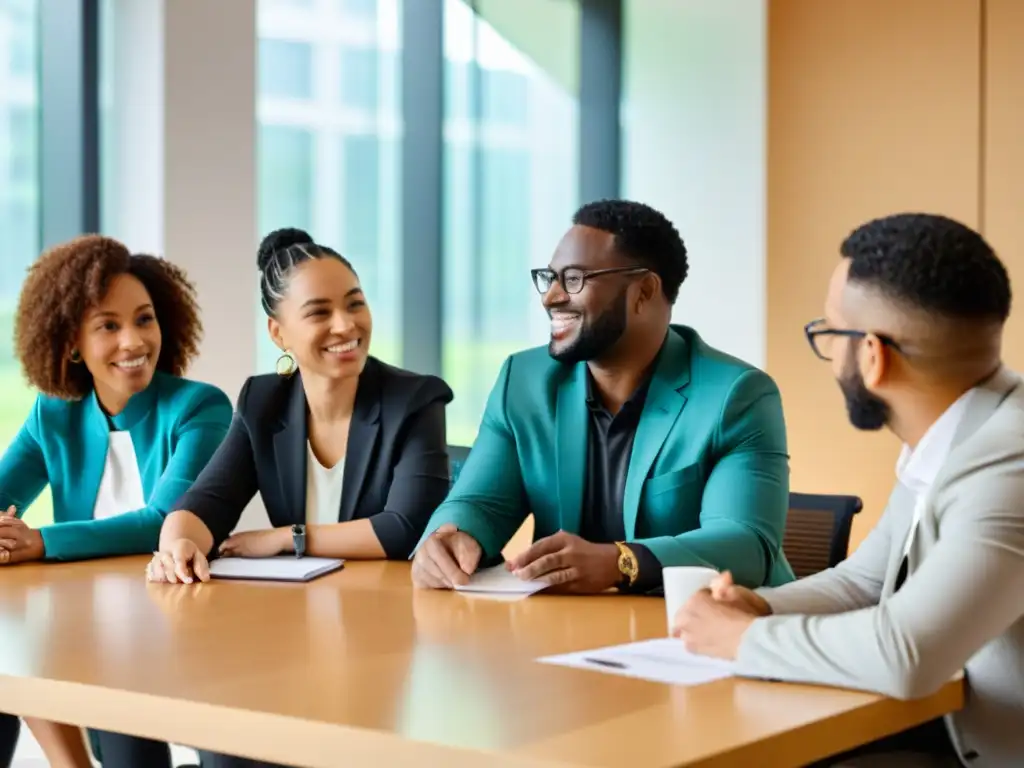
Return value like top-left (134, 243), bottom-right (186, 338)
top-left (421, 325), bottom-right (795, 588)
top-left (0, 371), bottom-right (232, 561)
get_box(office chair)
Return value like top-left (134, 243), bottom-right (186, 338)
top-left (782, 492), bottom-right (864, 578)
top-left (447, 444), bottom-right (470, 488)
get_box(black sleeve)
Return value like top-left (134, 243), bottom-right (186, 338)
top-left (628, 543), bottom-right (665, 594)
top-left (171, 379), bottom-right (258, 554)
top-left (370, 381), bottom-right (453, 558)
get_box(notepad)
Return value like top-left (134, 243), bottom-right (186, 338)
top-left (453, 564), bottom-right (548, 596)
top-left (208, 556), bottom-right (344, 583)
top-left (538, 638), bottom-right (735, 686)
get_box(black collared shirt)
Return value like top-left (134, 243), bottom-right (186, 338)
top-left (581, 373), bottom-right (663, 592)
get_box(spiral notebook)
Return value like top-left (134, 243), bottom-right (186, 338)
top-left (208, 556), bottom-right (344, 582)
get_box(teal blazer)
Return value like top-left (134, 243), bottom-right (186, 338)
top-left (0, 371), bottom-right (232, 561)
top-left (421, 325), bottom-right (795, 588)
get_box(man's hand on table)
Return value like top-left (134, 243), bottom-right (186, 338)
top-left (505, 531), bottom-right (620, 594)
top-left (670, 571), bottom-right (770, 660)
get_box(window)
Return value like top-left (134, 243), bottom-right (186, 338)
top-left (4, 0), bottom-right (35, 75)
top-left (256, 0), bottom-right (402, 372)
top-left (339, 46), bottom-right (379, 110)
top-left (481, 68), bottom-right (528, 126)
top-left (259, 39), bottom-right (314, 100)
top-left (442, 0), bottom-right (580, 446)
top-left (258, 124), bottom-right (315, 234)
top-left (265, 0), bottom-right (314, 8)
top-left (8, 106), bottom-right (35, 182)
top-left (340, 0), bottom-right (377, 21)
top-left (340, 134), bottom-right (380, 261)
top-left (0, 0), bottom-right (51, 525)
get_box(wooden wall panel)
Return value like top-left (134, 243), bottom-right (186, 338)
top-left (767, 0), bottom-right (981, 547)
top-left (983, 0), bottom-right (1024, 373)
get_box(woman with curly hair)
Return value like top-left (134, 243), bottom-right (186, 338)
top-left (0, 234), bottom-right (231, 768)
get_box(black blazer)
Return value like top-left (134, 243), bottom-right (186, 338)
top-left (173, 358), bottom-right (454, 559)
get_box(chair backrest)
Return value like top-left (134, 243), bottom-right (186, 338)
top-left (783, 492), bottom-right (864, 578)
top-left (447, 444), bottom-right (471, 489)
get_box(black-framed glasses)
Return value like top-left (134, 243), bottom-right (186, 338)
top-left (804, 318), bottom-right (903, 361)
top-left (530, 266), bottom-right (649, 295)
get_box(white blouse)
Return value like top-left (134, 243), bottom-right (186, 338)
top-left (305, 441), bottom-right (345, 526)
top-left (92, 431), bottom-right (147, 520)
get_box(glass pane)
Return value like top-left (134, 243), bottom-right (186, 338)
top-left (259, 39), bottom-right (314, 100)
top-left (0, 0), bottom-right (51, 525)
top-left (340, 0), bottom-right (377, 19)
top-left (339, 45), bottom-right (379, 110)
top-left (98, 0), bottom-right (117, 233)
top-left (442, 0), bottom-right (580, 446)
top-left (256, 0), bottom-right (402, 372)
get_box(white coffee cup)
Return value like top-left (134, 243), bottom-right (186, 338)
top-left (663, 566), bottom-right (719, 634)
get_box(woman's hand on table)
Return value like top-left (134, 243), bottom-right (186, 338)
top-left (217, 527), bottom-right (291, 559)
top-left (146, 538), bottom-right (210, 584)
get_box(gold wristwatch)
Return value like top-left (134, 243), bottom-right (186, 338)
top-left (614, 541), bottom-right (639, 589)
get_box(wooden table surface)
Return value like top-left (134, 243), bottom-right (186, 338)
top-left (0, 557), bottom-right (962, 768)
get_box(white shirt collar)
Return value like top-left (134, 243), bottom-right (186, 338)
top-left (896, 388), bottom-right (977, 495)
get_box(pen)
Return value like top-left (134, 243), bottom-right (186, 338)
top-left (584, 657), bottom-right (628, 669)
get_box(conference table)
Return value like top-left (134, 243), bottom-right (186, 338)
top-left (0, 557), bottom-right (961, 768)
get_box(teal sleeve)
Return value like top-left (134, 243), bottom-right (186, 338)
top-left (634, 369), bottom-right (794, 588)
top-left (0, 398), bottom-right (50, 516)
top-left (413, 357), bottom-right (528, 558)
top-left (40, 388), bottom-right (233, 561)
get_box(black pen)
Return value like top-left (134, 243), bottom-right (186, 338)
top-left (584, 657), bottom-right (628, 669)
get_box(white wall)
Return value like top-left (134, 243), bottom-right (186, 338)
top-left (105, 0), bottom-right (268, 532)
top-left (622, 0), bottom-right (767, 368)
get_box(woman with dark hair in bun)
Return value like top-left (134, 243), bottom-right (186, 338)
top-left (147, 230), bottom-right (453, 569)
top-left (0, 234), bottom-right (232, 768)
top-left (146, 229), bottom-right (454, 767)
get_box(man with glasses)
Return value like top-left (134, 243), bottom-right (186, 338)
top-left (412, 199), bottom-right (793, 595)
top-left (672, 212), bottom-right (1024, 766)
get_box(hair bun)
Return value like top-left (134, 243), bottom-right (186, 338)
top-left (257, 228), bottom-right (314, 271)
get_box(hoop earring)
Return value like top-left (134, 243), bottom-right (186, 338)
top-left (69, 349), bottom-right (82, 364)
top-left (275, 351), bottom-right (296, 377)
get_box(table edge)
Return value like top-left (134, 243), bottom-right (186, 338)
top-left (0, 674), bottom-right (582, 768)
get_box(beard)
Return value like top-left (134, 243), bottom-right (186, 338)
top-left (838, 348), bottom-right (890, 431)
top-left (548, 289), bottom-right (628, 364)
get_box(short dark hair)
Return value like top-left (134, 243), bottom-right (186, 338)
top-left (258, 228), bottom-right (356, 315)
top-left (841, 213), bottom-right (1011, 324)
top-left (572, 199), bottom-right (688, 304)
top-left (15, 234), bottom-right (202, 400)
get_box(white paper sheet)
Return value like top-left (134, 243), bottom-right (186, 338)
top-left (537, 638), bottom-right (735, 686)
top-left (453, 565), bottom-right (548, 596)
top-left (208, 556), bottom-right (344, 582)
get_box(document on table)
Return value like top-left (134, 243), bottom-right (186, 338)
top-left (453, 565), bottom-right (548, 597)
top-left (208, 556), bottom-right (344, 583)
top-left (538, 638), bottom-right (735, 686)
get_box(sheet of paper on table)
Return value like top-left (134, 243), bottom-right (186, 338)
top-left (453, 565), bottom-right (548, 598)
top-left (538, 638), bottom-right (736, 686)
top-left (208, 556), bottom-right (344, 583)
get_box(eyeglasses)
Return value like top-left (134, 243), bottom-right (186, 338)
top-left (530, 266), bottom-right (649, 295)
top-left (804, 318), bottom-right (903, 361)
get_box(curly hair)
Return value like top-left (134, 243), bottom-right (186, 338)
top-left (572, 199), bottom-right (689, 304)
top-left (14, 234), bottom-right (203, 399)
top-left (841, 213), bottom-right (1012, 324)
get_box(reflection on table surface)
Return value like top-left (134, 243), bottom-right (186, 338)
top-left (0, 557), bottom-right (962, 768)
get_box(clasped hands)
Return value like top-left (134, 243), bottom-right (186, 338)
top-left (0, 505), bottom-right (45, 565)
top-left (411, 526), bottom-right (622, 594)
